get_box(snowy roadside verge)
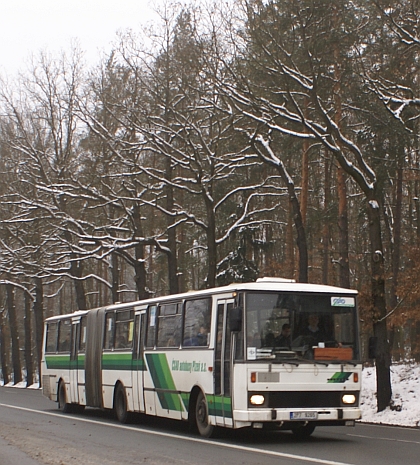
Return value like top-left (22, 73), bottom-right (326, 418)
top-left (360, 363), bottom-right (420, 428)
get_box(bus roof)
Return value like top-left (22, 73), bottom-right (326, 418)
top-left (44, 278), bottom-right (357, 322)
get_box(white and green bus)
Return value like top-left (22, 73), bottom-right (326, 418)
top-left (41, 277), bottom-right (362, 438)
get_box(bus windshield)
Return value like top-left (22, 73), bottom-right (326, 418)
top-left (245, 292), bottom-right (359, 362)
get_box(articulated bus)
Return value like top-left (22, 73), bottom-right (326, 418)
top-left (41, 277), bottom-right (362, 438)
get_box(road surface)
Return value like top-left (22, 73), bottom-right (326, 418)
top-left (0, 387), bottom-right (419, 465)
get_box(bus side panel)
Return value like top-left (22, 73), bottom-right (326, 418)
top-left (144, 350), bottom-right (214, 422)
top-left (41, 322), bottom-right (70, 403)
top-left (231, 363), bottom-right (251, 429)
top-left (101, 351), bottom-right (133, 411)
top-left (41, 325), bottom-right (57, 402)
top-left (77, 353), bottom-right (86, 406)
top-left (42, 358), bottom-right (65, 402)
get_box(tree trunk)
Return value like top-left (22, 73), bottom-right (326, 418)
top-left (165, 160), bottom-right (179, 294)
top-left (286, 200), bottom-right (295, 279)
top-left (71, 261), bottom-right (87, 310)
top-left (111, 252), bottom-right (120, 304)
top-left (337, 165), bottom-right (350, 288)
top-left (33, 277), bottom-right (44, 386)
top-left (0, 307), bottom-right (10, 385)
top-left (6, 282), bottom-right (22, 384)
top-left (253, 138), bottom-right (308, 283)
top-left (390, 154), bottom-right (403, 309)
top-left (24, 291), bottom-right (34, 387)
top-left (291, 186), bottom-right (309, 283)
top-left (333, 34), bottom-right (350, 289)
top-left (301, 99), bottom-right (310, 226)
top-left (133, 204), bottom-right (151, 300)
top-left (206, 199), bottom-right (217, 288)
top-left (322, 153), bottom-right (331, 284)
top-left (367, 197), bottom-right (392, 412)
top-left (415, 181), bottom-right (420, 241)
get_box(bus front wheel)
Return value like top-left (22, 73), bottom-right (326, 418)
top-left (291, 423), bottom-right (316, 439)
top-left (194, 390), bottom-right (214, 438)
top-left (114, 384), bottom-right (129, 424)
top-left (58, 381), bottom-right (72, 413)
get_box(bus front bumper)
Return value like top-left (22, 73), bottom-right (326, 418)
top-left (233, 407), bottom-right (361, 424)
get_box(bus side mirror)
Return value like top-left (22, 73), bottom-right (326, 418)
top-left (368, 336), bottom-right (377, 359)
top-left (229, 306), bottom-right (243, 332)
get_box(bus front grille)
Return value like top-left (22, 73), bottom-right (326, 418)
top-left (267, 391), bottom-right (359, 408)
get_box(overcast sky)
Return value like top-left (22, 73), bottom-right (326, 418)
top-left (0, 0), bottom-right (163, 75)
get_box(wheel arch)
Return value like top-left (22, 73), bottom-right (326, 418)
top-left (188, 385), bottom-right (202, 423)
top-left (56, 377), bottom-right (65, 403)
top-left (113, 379), bottom-right (125, 409)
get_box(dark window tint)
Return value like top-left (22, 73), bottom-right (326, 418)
top-left (104, 312), bottom-right (115, 350)
top-left (58, 319), bottom-right (71, 352)
top-left (146, 305), bottom-right (158, 348)
top-left (183, 298), bottom-right (211, 347)
top-left (115, 310), bottom-right (134, 349)
top-left (79, 317), bottom-right (87, 352)
top-left (45, 321), bottom-right (59, 353)
top-left (157, 303), bottom-right (182, 348)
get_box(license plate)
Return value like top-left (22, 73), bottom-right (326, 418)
top-left (290, 411), bottom-right (318, 420)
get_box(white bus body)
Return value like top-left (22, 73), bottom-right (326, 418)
top-left (41, 278), bottom-right (362, 438)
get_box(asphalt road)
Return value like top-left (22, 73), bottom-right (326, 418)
top-left (0, 387), bottom-right (419, 465)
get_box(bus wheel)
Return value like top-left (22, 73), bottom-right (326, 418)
top-left (195, 390), bottom-right (214, 438)
top-left (73, 404), bottom-right (85, 414)
top-left (291, 423), bottom-right (316, 440)
top-left (114, 384), bottom-right (129, 424)
top-left (58, 381), bottom-right (72, 413)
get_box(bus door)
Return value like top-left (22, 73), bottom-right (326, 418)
top-left (214, 299), bottom-right (234, 426)
top-left (69, 320), bottom-right (80, 403)
top-left (133, 308), bottom-right (146, 413)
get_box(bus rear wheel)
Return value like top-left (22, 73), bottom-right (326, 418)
top-left (114, 384), bottom-right (129, 424)
top-left (58, 381), bottom-right (72, 413)
top-left (194, 390), bottom-right (214, 438)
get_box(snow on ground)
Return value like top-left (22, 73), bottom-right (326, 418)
top-left (360, 363), bottom-right (420, 428)
top-left (1, 363), bottom-right (420, 428)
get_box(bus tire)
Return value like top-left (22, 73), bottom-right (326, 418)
top-left (194, 390), bottom-right (214, 438)
top-left (114, 384), bottom-right (129, 424)
top-left (291, 423), bottom-right (316, 440)
top-left (73, 404), bottom-right (85, 414)
top-left (58, 381), bottom-right (72, 413)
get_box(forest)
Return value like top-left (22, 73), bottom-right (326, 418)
top-left (1, 0), bottom-right (420, 412)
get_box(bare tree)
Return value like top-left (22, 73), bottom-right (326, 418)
top-left (220, 0), bottom-right (392, 411)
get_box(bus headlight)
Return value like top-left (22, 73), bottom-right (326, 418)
top-left (250, 394), bottom-right (265, 406)
top-left (342, 394), bottom-right (356, 405)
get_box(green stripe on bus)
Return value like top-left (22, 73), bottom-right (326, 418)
top-left (180, 392), bottom-right (190, 410)
top-left (145, 353), bottom-right (184, 412)
top-left (45, 355), bottom-right (71, 370)
top-left (208, 395), bottom-right (232, 418)
top-left (146, 353), bottom-right (177, 390)
top-left (45, 355), bottom-right (86, 370)
top-left (157, 391), bottom-right (184, 411)
top-left (102, 353), bottom-right (133, 370)
top-left (327, 372), bottom-right (352, 383)
top-left (132, 359), bottom-right (147, 371)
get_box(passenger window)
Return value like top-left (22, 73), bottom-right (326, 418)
top-left (115, 310), bottom-right (134, 349)
top-left (58, 320), bottom-right (71, 352)
top-left (146, 305), bottom-right (158, 348)
top-left (46, 322), bottom-right (58, 353)
top-left (79, 317), bottom-right (87, 352)
top-left (183, 298), bottom-right (211, 347)
top-left (104, 313), bottom-right (115, 350)
top-left (157, 303), bottom-right (182, 348)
